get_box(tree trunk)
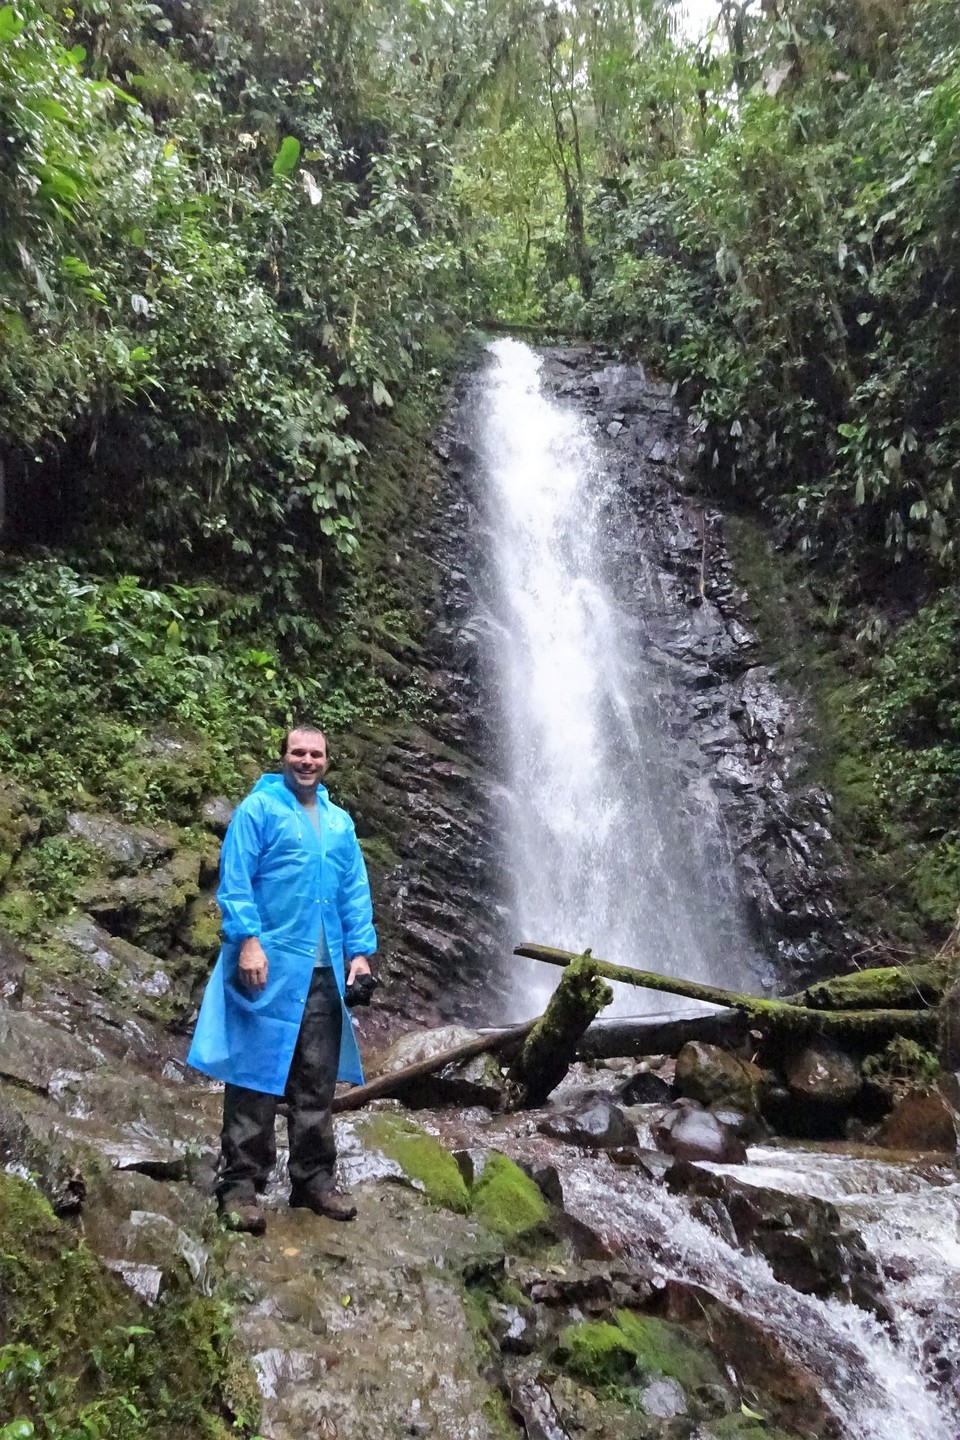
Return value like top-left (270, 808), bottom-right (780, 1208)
top-left (507, 952), bottom-right (613, 1107)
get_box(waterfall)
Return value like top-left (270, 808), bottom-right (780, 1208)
top-left (472, 338), bottom-right (763, 1017)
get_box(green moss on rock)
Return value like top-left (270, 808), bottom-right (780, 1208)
top-left (470, 1153), bottom-right (549, 1239)
top-left (709, 1414), bottom-right (802, 1440)
top-left (0, 1172), bottom-right (256, 1438)
top-left (360, 1114), bottom-right (471, 1212)
top-left (559, 1310), bottom-right (722, 1393)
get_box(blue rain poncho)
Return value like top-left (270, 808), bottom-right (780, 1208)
top-left (187, 773), bottom-right (376, 1095)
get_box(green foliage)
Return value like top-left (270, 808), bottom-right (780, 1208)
top-left (863, 1037), bottom-right (942, 1102)
top-left (0, 558), bottom-right (408, 820)
top-left (0, 0), bottom-right (464, 605)
top-left (0, 1172), bottom-right (257, 1439)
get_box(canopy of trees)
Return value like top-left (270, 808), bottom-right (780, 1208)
top-left (1, 0), bottom-right (959, 933)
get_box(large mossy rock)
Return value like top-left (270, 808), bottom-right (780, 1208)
top-left (0, 1172), bottom-right (253, 1439)
top-left (675, 1041), bottom-right (768, 1113)
top-left (557, 1310), bottom-right (723, 1391)
top-left (78, 849), bottom-right (201, 953)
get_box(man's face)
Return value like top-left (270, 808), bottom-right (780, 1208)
top-left (282, 729), bottom-right (328, 796)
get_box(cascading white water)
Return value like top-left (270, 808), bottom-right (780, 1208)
top-left (474, 338), bottom-right (760, 1015)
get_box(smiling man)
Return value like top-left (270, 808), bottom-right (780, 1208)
top-left (187, 724), bottom-right (376, 1233)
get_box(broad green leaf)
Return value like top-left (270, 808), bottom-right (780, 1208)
top-left (272, 136), bottom-right (302, 177)
top-left (371, 379), bottom-right (394, 408)
top-left (0, 5), bottom-right (24, 41)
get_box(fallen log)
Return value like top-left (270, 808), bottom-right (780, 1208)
top-left (332, 1021), bottom-right (534, 1113)
top-left (785, 960), bottom-right (954, 1012)
top-left (578, 1009), bottom-right (749, 1061)
top-left (506, 953), bottom-right (613, 1108)
top-left (514, 944), bottom-right (939, 1045)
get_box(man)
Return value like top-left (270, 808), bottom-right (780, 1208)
top-left (187, 724), bottom-right (376, 1234)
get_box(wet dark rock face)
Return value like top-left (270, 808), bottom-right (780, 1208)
top-left (532, 348), bottom-right (854, 991)
top-left (377, 343), bottom-right (858, 1027)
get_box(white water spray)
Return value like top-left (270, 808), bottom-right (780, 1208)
top-left (474, 339), bottom-right (759, 1015)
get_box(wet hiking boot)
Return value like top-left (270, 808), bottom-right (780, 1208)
top-left (289, 1188), bottom-right (357, 1222)
top-left (218, 1200), bottom-right (266, 1235)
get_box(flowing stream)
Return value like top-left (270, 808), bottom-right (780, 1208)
top-left (471, 338), bottom-right (761, 1016)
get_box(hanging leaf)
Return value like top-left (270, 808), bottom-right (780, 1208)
top-left (272, 136), bottom-right (302, 178)
top-left (372, 379), bottom-right (394, 408)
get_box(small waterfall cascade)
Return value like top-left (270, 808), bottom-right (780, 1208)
top-left (471, 338), bottom-right (761, 1016)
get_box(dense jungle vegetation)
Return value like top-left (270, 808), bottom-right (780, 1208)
top-left (0, 0), bottom-right (959, 949)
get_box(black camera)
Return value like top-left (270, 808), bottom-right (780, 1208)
top-left (344, 972), bottom-right (378, 1008)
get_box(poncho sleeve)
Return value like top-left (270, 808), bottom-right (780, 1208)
top-left (217, 799), bottom-right (264, 942)
top-left (339, 824), bottom-right (377, 960)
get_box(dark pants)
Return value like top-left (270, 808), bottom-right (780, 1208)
top-left (217, 966), bottom-right (343, 1206)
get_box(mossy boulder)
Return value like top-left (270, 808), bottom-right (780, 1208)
top-left (359, 1114), bottom-right (471, 1212)
top-left (78, 849), bottom-right (201, 953)
top-left (558, 1310), bottom-right (723, 1393)
top-left (706, 1416), bottom-right (802, 1440)
top-left (470, 1153), bottom-right (549, 1239)
top-left (675, 1042), bottom-right (768, 1114)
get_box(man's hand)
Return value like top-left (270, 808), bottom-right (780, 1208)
top-left (346, 955), bottom-right (372, 987)
top-left (238, 936), bottom-right (269, 991)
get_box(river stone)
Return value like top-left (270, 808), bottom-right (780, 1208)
top-left (666, 1165), bottom-right (887, 1315)
top-left (878, 1085), bottom-right (960, 1152)
top-left (675, 1041), bottom-right (767, 1113)
top-left (784, 1041), bottom-right (862, 1106)
top-left (508, 1377), bottom-right (571, 1440)
top-left (616, 1069), bottom-right (674, 1106)
top-left (369, 1024), bottom-right (481, 1075)
top-left (65, 811), bottom-right (172, 875)
top-left (538, 1095), bottom-right (638, 1150)
top-left (201, 795), bottom-right (235, 837)
top-left (654, 1101), bottom-right (748, 1165)
top-left (641, 1377), bottom-right (687, 1418)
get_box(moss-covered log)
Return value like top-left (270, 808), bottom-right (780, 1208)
top-left (514, 944), bottom-right (938, 1046)
top-left (785, 961), bottom-right (955, 1012)
top-left (507, 952), bottom-right (613, 1107)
